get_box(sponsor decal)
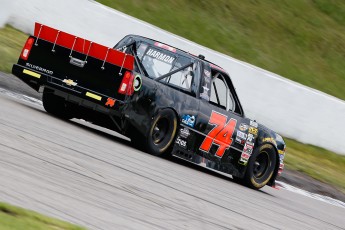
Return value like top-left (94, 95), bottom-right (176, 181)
top-left (235, 130), bottom-right (247, 145)
top-left (239, 141), bottom-right (255, 165)
top-left (175, 136), bottom-right (187, 149)
top-left (249, 127), bottom-right (258, 135)
top-left (247, 133), bottom-right (255, 143)
top-left (239, 123), bottom-right (248, 131)
top-left (62, 79), bottom-right (77, 87)
top-left (237, 131), bottom-right (247, 139)
top-left (263, 137), bottom-right (277, 145)
top-left (105, 98), bottom-right (116, 107)
top-left (243, 143), bottom-right (254, 154)
top-left (181, 114), bottom-right (196, 128)
top-left (179, 128), bottom-right (190, 139)
top-left (26, 62), bottom-right (53, 75)
top-left (146, 48), bottom-right (175, 64)
top-left (250, 120), bottom-right (258, 128)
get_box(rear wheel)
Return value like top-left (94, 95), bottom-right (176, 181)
top-left (243, 144), bottom-right (277, 189)
top-left (146, 109), bottom-right (177, 157)
top-left (42, 88), bottom-right (73, 119)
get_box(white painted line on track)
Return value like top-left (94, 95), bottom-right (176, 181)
top-left (276, 181), bottom-right (345, 209)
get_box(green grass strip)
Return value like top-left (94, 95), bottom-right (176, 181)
top-left (284, 138), bottom-right (345, 193)
top-left (0, 25), bottom-right (27, 73)
top-left (0, 202), bottom-right (85, 230)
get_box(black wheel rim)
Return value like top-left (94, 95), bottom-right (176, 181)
top-left (152, 117), bottom-right (169, 145)
top-left (253, 151), bottom-right (269, 179)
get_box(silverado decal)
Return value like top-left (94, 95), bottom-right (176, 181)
top-left (26, 63), bottom-right (53, 75)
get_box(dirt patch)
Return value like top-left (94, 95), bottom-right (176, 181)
top-left (279, 169), bottom-right (345, 202)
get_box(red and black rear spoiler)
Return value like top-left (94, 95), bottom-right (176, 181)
top-left (33, 22), bottom-right (134, 71)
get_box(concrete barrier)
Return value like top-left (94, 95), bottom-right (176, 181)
top-left (3, 0), bottom-right (345, 154)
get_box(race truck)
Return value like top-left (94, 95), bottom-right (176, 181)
top-left (12, 23), bottom-right (286, 189)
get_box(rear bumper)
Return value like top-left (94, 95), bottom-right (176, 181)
top-left (12, 64), bottom-right (125, 116)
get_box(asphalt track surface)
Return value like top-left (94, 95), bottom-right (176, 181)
top-left (0, 92), bottom-right (344, 229)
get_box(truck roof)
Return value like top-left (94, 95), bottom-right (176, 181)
top-left (118, 34), bottom-right (227, 73)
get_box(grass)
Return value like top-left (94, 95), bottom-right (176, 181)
top-left (0, 25), bottom-right (27, 73)
top-left (96, 0), bottom-right (345, 101)
top-left (0, 202), bottom-right (84, 230)
top-left (284, 138), bottom-right (345, 193)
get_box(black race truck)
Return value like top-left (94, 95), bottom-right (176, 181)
top-left (12, 23), bottom-right (286, 189)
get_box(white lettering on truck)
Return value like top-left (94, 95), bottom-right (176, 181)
top-left (146, 49), bottom-right (175, 64)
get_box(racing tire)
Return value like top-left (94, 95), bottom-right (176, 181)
top-left (42, 88), bottom-right (73, 120)
top-left (146, 109), bottom-right (177, 157)
top-left (243, 144), bottom-right (277, 189)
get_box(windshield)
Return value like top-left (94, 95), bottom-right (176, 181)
top-left (137, 44), bottom-right (176, 78)
top-left (137, 43), bottom-right (189, 74)
top-left (136, 42), bottom-right (195, 91)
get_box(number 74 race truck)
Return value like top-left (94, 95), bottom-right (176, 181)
top-left (12, 23), bottom-right (286, 189)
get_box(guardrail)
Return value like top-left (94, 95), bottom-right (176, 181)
top-left (3, 0), bottom-right (345, 155)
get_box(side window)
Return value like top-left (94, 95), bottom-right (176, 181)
top-left (209, 73), bottom-right (235, 111)
top-left (166, 56), bottom-right (194, 91)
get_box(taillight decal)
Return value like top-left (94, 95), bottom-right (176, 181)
top-left (20, 37), bottom-right (35, 60)
top-left (118, 71), bottom-right (134, 95)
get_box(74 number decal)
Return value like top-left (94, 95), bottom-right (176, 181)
top-left (200, 111), bottom-right (237, 158)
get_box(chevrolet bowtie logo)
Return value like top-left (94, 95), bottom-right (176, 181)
top-left (63, 79), bottom-right (77, 86)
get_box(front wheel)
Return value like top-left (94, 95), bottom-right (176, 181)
top-left (243, 144), bottom-right (277, 189)
top-left (146, 109), bottom-right (177, 157)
